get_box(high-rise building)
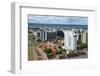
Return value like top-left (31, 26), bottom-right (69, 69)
top-left (63, 30), bottom-right (77, 51)
top-left (37, 30), bottom-right (57, 41)
top-left (82, 31), bottom-right (88, 44)
top-left (77, 33), bottom-right (82, 43)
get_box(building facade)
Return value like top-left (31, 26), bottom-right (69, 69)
top-left (63, 30), bottom-right (77, 51)
top-left (81, 31), bottom-right (88, 44)
top-left (37, 30), bottom-right (57, 41)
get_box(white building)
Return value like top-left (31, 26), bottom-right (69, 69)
top-left (81, 31), bottom-right (88, 44)
top-left (63, 30), bottom-right (77, 51)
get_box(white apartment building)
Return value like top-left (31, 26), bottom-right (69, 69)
top-left (81, 31), bottom-right (88, 44)
top-left (63, 30), bottom-right (77, 51)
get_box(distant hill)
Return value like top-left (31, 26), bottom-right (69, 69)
top-left (28, 23), bottom-right (88, 30)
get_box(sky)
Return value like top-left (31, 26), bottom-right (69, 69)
top-left (28, 15), bottom-right (88, 25)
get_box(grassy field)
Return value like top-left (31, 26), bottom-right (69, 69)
top-left (28, 47), bottom-right (34, 60)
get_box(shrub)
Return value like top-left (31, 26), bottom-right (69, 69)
top-left (80, 43), bottom-right (87, 49)
top-left (43, 48), bottom-right (54, 58)
top-left (67, 51), bottom-right (79, 57)
top-left (67, 51), bottom-right (87, 58)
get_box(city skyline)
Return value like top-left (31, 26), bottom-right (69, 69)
top-left (28, 15), bottom-right (88, 60)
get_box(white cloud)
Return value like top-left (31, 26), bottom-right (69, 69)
top-left (28, 15), bottom-right (88, 25)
